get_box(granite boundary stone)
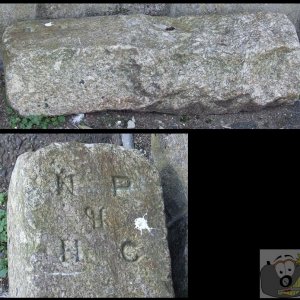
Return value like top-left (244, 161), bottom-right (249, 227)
top-left (8, 142), bottom-right (174, 297)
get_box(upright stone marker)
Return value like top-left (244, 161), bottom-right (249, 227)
top-left (3, 13), bottom-right (300, 116)
top-left (8, 143), bottom-right (173, 297)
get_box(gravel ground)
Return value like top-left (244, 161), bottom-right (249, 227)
top-left (81, 102), bottom-right (300, 129)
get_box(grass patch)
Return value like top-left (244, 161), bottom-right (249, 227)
top-left (180, 115), bottom-right (190, 123)
top-left (6, 107), bottom-right (66, 129)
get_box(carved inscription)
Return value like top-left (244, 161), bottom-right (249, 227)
top-left (85, 207), bottom-right (104, 229)
top-left (112, 176), bottom-right (130, 196)
top-left (60, 239), bottom-right (81, 262)
top-left (121, 241), bottom-right (139, 262)
top-left (56, 169), bottom-right (74, 195)
top-left (54, 175), bottom-right (137, 264)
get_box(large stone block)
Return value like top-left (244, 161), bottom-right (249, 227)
top-left (151, 134), bottom-right (188, 297)
top-left (7, 143), bottom-right (173, 297)
top-left (3, 13), bottom-right (300, 116)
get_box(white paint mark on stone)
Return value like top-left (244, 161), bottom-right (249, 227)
top-left (134, 213), bottom-right (154, 235)
top-left (44, 22), bottom-right (53, 27)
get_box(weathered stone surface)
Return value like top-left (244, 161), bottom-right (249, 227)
top-left (120, 4), bottom-right (170, 16)
top-left (169, 4), bottom-right (300, 38)
top-left (0, 4), bottom-right (168, 70)
top-left (36, 4), bottom-right (120, 19)
top-left (8, 143), bottom-right (173, 297)
top-left (3, 13), bottom-right (300, 116)
top-left (0, 134), bottom-right (121, 192)
top-left (36, 4), bottom-right (169, 19)
top-left (0, 4), bottom-right (36, 35)
top-left (151, 134), bottom-right (188, 297)
top-left (0, 4), bottom-right (36, 67)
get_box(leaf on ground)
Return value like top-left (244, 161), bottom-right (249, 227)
top-left (78, 124), bottom-right (92, 129)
